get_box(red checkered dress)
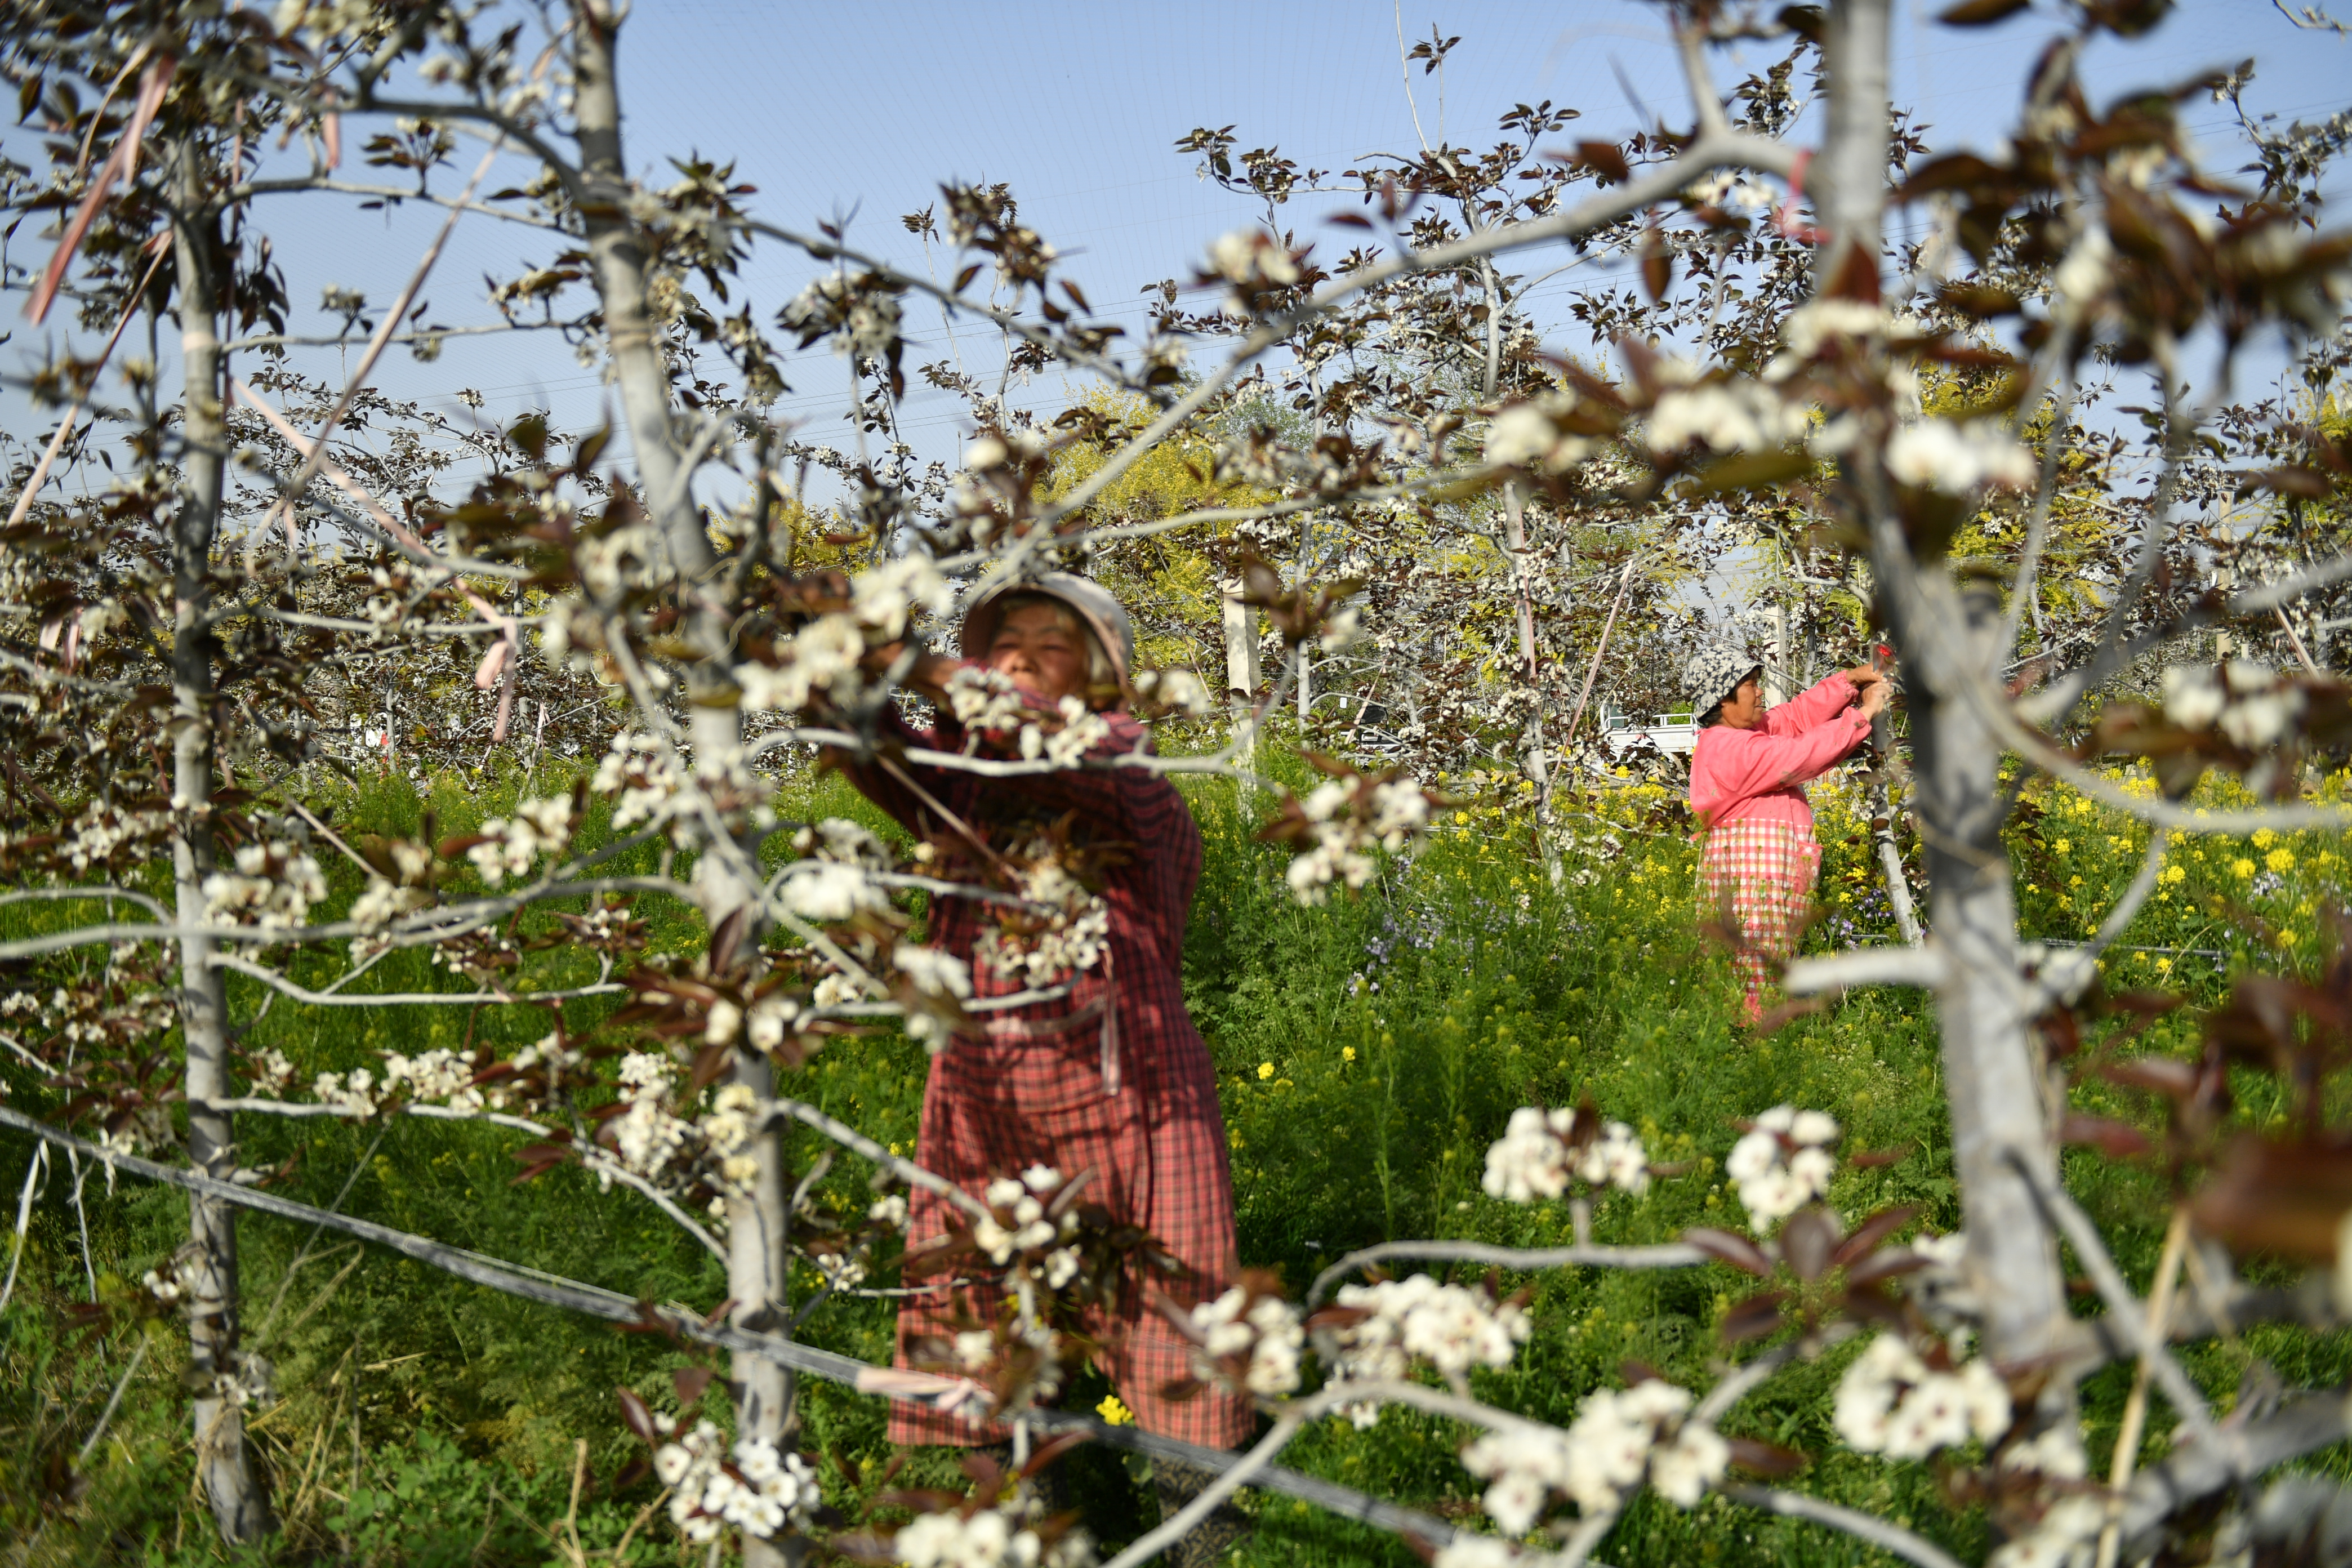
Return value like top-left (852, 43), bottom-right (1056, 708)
top-left (838, 701), bottom-right (1253, 1451)
top-left (1695, 818), bottom-right (1822, 1022)
top-left (1689, 675), bottom-right (1872, 1021)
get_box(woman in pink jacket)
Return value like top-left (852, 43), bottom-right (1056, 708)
top-left (1684, 649), bottom-right (1890, 1022)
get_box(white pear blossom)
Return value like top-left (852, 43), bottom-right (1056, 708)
top-left (946, 664), bottom-right (1030, 732)
top-left (853, 555), bottom-right (956, 639)
top-left (1462, 1380), bottom-right (1724, 1530)
top-left (780, 859), bottom-right (887, 923)
top-left (311, 1068), bottom-right (379, 1118)
top-left (653, 1418), bottom-right (821, 1543)
top-left (466, 795), bottom-right (574, 886)
top-left (1432, 1539), bottom-right (1522, 1568)
top-left (1132, 667), bottom-right (1211, 715)
top-left (895, 945), bottom-right (973, 1000)
top-left (1833, 1334), bottom-right (2011, 1460)
top-left (896, 1504), bottom-right (1092, 1568)
top-left (203, 841), bottom-right (327, 933)
top-left (1643, 382), bottom-right (1807, 455)
top-left (1481, 1105), bottom-right (1649, 1202)
top-left (1780, 298), bottom-right (1888, 358)
top-left (738, 613), bottom-right (868, 713)
top-left (1210, 228), bottom-right (1299, 287)
top-left (1884, 419), bottom-right (2037, 493)
top-left (1189, 1286), bottom-right (1305, 1396)
top-left (1988, 1494), bottom-right (2108, 1568)
top-left (1317, 1275), bottom-right (1530, 1423)
top-left (1485, 398), bottom-right (1594, 473)
top-left (1725, 1105), bottom-right (1839, 1233)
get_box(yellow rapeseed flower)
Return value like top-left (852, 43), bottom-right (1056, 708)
top-left (2162, 865), bottom-right (2185, 884)
top-left (1097, 1395), bottom-right (1134, 1425)
top-left (2267, 848), bottom-right (2296, 873)
top-left (2233, 858), bottom-right (2256, 878)
top-left (1257, 1062), bottom-right (1275, 1080)
top-left (1343, 1045), bottom-right (1357, 1062)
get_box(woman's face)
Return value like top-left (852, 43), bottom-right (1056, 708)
top-left (1719, 672), bottom-right (1766, 730)
top-left (987, 602), bottom-right (1088, 705)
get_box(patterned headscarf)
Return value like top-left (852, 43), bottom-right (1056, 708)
top-left (1686, 648), bottom-right (1764, 717)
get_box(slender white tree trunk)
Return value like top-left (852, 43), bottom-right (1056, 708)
top-left (1816, 0), bottom-right (2067, 1371)
top-left (171, 137), bottom-right (272, 1544)
top-left (1223, 585), bottom-right (1259, 794)
top-left (572, 11), bottom-right (792, 1560)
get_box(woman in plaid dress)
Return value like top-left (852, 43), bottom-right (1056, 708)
top-left (1686, 651), bottom-right (1889, 1022)
top-left (837, 573), bottom-right (1251, 1556)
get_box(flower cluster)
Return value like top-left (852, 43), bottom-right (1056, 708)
top-left (2162, 660), bottom-right (2308, 750)
top-left (1021, 696), bottom-right (1112, 768)
top-left (1131, 667), bottom-right (1211, 717)
top-left (1883, 418), bottom-right (2037, 494)
top-left (895, 1504), bottom-right (1093, 1568)
top-left (1462, 1380), bottom-right (1726, 1532)
top-left (943, 663), bottom-right (1030, 734)
top-left (592, 732), bottom-right (688, 833)
top-left (60, 801), bottom-right (168, 876)
top-left (1486, 393), bottom-right (1596, 474)
top-left (308, 1048), bottom-right (504, 1119)
top-left (1643, 379), bottom-right (1809, 456)
top-left (1209, 228), bottom-right (1299, 288)
top-left (1480, 1105), bottom-right (1649, 1203)
top-left (651, 1415), bottom-right (821, 1543)
top-left (1315, 1275), bottom-right (1530, 1424)
top-left (779, 269), bottom-right (905, 363)
top-left (738, 559), bottom-right (953, 715)
top-left (1725, 1106), bottom-right (1838, 1232)
top-left (1276, 773), bottom-right (1433, 906)
top-left (974, 843), bottom-right (1111, 987)
top-left (465, 795), bottom-right (575, 886)
top-left (1832, 1334), bottom-right (2011, 1460)
top-left (1188, 1281), bottom-right (1305, 1396)
top-left (607, 1050), bottom-right (693, 1175)
top-left (202, 840), bottom-right (327, 933)
top-left (779, 859), bottom-right (889, 923)
top-left (972, 1167), bottom-right (1079, 1268)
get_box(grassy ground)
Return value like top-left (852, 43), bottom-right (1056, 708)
top-left (1, 749), bottom-right (2346, 1565)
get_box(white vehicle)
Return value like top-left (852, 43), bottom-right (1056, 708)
top-left (1600, 707), bottom-right (1699, 755)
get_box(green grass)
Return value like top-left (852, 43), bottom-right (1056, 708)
top-left (1, 752), bottom-right (2347, 1564)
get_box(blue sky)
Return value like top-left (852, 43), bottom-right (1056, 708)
top-left (10, 1), bottom-right (2351, 495)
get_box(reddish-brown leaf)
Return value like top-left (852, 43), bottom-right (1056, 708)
top-left (1782, 1207), bottom-right (1839, 1282)
top-left (2059, 1115), bottom-right (2154, 1159)
top-left (616, 1386), bottom-right (657, 1444)
top-left (1722, 1290), bottom-right (1789, 1343)
top-left (1937, 0), bottom-right (2032, 23)
top-left (1682, 1227), bottom-right (1774, 1276)
top-left (1832, 1205), bottom-right (1919, 1268)
top-left (1726, 1436), bottom-right (1809, 1476)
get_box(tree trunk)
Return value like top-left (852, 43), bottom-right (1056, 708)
top-left (171, 136), bottom-right (273, 1544)
top-left (1816, 0), bottom-right (2068, 1371)
top-left (1223, 585), bottom-right (1259, 795)
top-left (1904, 582), bottom-right (2067, 1368)
top-left (572, 11), bottom-right (792, 1561)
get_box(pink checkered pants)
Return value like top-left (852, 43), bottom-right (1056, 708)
top-left (1696, 818), bottom-right (1821, 1022)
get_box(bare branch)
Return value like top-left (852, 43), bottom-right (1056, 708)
top-left (2007, 1151), bottom-right (2219, 1448)
top-left (1782, 946), bottom-right (1951, 995)
top-left (1722, 1485), bottom-right (1967, 1568)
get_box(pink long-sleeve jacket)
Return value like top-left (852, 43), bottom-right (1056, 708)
top-left (1688, 672), bottom-right (1873, 832)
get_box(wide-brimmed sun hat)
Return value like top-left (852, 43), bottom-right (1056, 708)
top-left (957, 571), bottom-right (1136, 691)
top-left (1685, 647), bottom-right (1764, 714)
